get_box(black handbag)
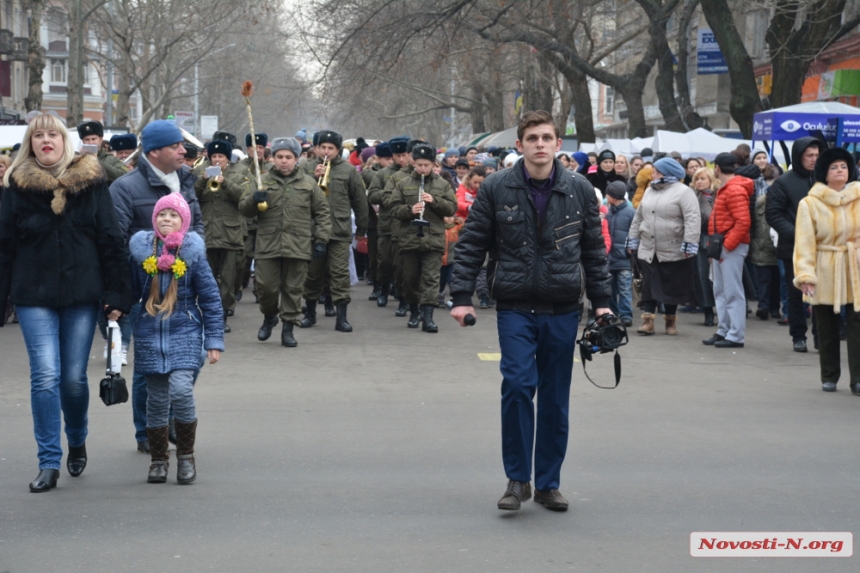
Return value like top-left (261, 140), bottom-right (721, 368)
top-left (706, 233), bottom-right (724, 259)
top-left (99, 325), bottom-right (129, 406)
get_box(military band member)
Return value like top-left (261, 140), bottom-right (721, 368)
top-left (212, 130), bottom-right (238, 148)
top-left (239, 138), bottom-right (331, 347)
top-left (194, 139), bottom-right (250, 333)
top-left (241, 133), bottom-right (272, 177)
top-left (387, 143), bottom-right (457, 332)
top-left (183, 142), bottom-right (201, 168)
top-left (368, 137), bottom-right (409, 308)
top-left (299, 129), bottom-right (369, 332)
top-left (236, 133), bottom-right (272, 302)
top-left (363, 142), bottom-right (391, 300)
top-left (384, 139), bottom-right (422, 317)
top-left (78, 120), bottom-right (128, 183)
top-left (110, 133), bottom-right (138, 163)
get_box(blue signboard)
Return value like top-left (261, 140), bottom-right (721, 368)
top-left (697, 28), bottom-right (728, 75)
top-left (752, 112), bottom-right (860, 143)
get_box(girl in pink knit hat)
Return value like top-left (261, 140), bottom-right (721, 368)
top-left (129, 192), bottom-right (224, 485)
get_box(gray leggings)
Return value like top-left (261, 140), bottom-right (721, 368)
top-left (145, 370), bottom-right (196, 428)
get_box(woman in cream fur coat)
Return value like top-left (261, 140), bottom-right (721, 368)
top-left (794, 147), bottom-right (860, 394)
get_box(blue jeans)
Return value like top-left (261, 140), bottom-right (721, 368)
top-left (146, 370), bottom-right (197, 428)
top-left (497, 310), bottom-right (580, 491)
top-left (609, 269), bottom-right (633, 320)
top-left (17, 303), bottom-right (98, 470)
top-left (129, 303), bottom-right (205, 441)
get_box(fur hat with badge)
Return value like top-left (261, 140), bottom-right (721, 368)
top-left (245, 133), bottom-right (268, 148)
top-left (206, 140), bottom-right (233, 160)
top-left (412, 143), bottom-right (435, 162)
top-left (317, 130), bottom-right (343, 149)
top-left (212, 131), bottom-right (237, 146)
top-left (77, 120), bottom-right (104, 139)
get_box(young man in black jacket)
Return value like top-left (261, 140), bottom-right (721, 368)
top-left (765, 137), bottom-right (821, 352)
top-left (449, 110), bottom-right (612, 512)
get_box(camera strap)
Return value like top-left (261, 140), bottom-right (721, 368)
top-left (581, 349), bottom-right (621, 389)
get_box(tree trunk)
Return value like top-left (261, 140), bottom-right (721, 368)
top-left (700, 0), bottom-right (761, 137)
top-left (23, 0), bottom-right (46, 112)
top-left (766, 0), bottom-right (846, 109)
top-left (645, 7), bottom-right (686, 132)
top-left (570, 68), bottom-right (595, 143)
top-left (66, 0), bottom-right (85, 127)
top-left (469, 79), bottom-right (487, 133)
top-left (674, 0), bottom-right (705, 129)
top-left (619, 88), bottom-right (648, 138)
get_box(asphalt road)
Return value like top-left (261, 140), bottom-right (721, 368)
top-left (1, 287), bottom-right (857, 572)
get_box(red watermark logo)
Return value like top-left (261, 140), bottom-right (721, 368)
top-left (691, 532), bottom-right (852, 557)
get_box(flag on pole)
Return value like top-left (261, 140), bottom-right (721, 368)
top-left (514, 90), bottom-right (523, 115)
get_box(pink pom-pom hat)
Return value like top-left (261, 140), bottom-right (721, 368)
top-left (152, 192), bottom-right (191, 270)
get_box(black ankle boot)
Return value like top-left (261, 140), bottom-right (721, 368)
top-left (281, 321), bottom-right (298, 347)
top-left (421, 305), bottom-right (438, 333)
top-left (395, 298), bottom-right (409, 317)
top-left (369, 282), bottom-right (381, 300)
top-left (146, 426), bottom-right (170, 484)
top-left (223, 311), bottom-right (231, 333)
top-left (407, 304), bottom-right (421, 328)
top-left (335, 303), bottom-right (353, 332)
top-left (704, 307), bottom-right (715, 327)
top-left (300, 301), bottom-right (317, 328)
top-left (67, 443), bottom-right (87, 477)
top-left (258, 315), bottom-right (279, 341)
top-left (377, 284), bottom-right (390, 307)
top-left (324, 295), bottom-right (336, 317)
top-left (29, 469), bottom-right (59, 493)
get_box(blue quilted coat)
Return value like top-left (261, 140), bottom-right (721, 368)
top-left (129, 230), bottom-right (224, 375)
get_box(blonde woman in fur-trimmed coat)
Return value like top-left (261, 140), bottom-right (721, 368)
top-left (0, 113), bottom-right (132, 492)
top-left (794, 147), bottom-right (860, 394)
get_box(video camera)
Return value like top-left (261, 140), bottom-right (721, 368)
top-left (577, 313), bottom-right (628, 389)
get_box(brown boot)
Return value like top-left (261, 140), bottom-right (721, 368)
top-left (146, 426), bottom-right (170, 483)
top-left (174, 419), bottom-right (198, 484)
top-left (637, 313), bottom-right (655, 335)
top-left (664, 314), bottom-right (678, 335)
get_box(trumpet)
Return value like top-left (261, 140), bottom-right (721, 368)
top-left (317, 157), bottom-right (331, 194)
top-left (208, 177), bottom-right (221, 192)
top-left (123, 147), bottom-right (140, 166)
top-left (411, 174), bottom-right (430, 237)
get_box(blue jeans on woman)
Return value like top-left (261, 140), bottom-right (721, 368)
top-left (17, 303), bottom-right (98, 470)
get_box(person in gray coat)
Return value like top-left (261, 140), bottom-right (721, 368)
top-left (109, 120), bottom-right (204, 453)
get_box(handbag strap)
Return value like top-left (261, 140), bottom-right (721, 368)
top-left (106, 325), bottom-right (113, 375)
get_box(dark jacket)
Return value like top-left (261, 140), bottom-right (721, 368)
top-left (606, 200), bottom-right (635, 271)
top-left (239, 167), bottom-right (331, 261)
top-left (588, 168), bottom-right (625, 193)
top-left (110, 155), bottom-right (204, 243)
top-left (449, 158), bottom-right (611, 313)
top-left (0, 155), bottom-right (133, 322)
top-left (194, 162), bottom-right (250, 250)
top-left (300, 156), bottom-right (369, 241)
top-left (388, 171), bottom-right (458, 252)
top-left (367, 164), bottom-right (401, 235)
top-left (98, 149), bottom-right (130, 183)
top-left (129, 231), bottom-right (224, 374)
top-left (362, 165), bottom-right (379, 229)
top-left (765, 136), bottom-right (820, 259)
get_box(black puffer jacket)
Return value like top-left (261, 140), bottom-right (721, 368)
top-left (0, 155), bottom-right (133, 324)
top-left (449, 158), bottom-right (611, 313)
top-left (765, 136), bottom-right (820, 259)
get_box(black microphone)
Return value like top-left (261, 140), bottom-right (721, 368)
top-left (464, 314), bottom-right (476, 326)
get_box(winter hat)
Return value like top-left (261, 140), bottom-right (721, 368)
top-left (360, 146), bottom-right (376, 163)
top-left (152, 192), bottom-right (191, 271)
top-left (482, 157), bottom-right (498, 169)
top-left (295, 128), bottom-right (308, 143)
top-left (245, 133), bottom-right (268, 148)
top-left (605, 181), bottom-right (628, 200)
top-left (572, 151), bottom-right (589, 173)
top-left (503, 153), bottom-right (519, 168)
top-left (653, 157), bottom-right (685, 180)
top-left (639, 147), bottom-right (654, 162)
top-left (814, 147), bottom-right (859, 185)
top-left (206, 139), bottom-right (233, 160)
top-left (597, 150), bottom-right (616, 163)
top-left (444, 149), bottom-right (459, 160)
top-left (455, 158), bottom-right (470, 169)
top-left (141, 120), bottom-right (184, 154)
top-left (355, 137), bottom-right (369, 153)
top-left (270, 137), bottom-right (301, 158)
top-left (375, 142), bottom-right (392, 158)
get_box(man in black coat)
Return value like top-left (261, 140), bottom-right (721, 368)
top-left (449, 110), bottom-right (612, 512)
top-left (109, 120), bottom-right (204, 453)
top-left (765, 136), bottom-right (821, 352)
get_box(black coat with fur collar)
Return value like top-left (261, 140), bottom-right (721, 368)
top-left (0, 154), bottom-right (133, 323)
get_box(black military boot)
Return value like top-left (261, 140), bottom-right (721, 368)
top-left (223, 311), bottom-right (231, 333)
top-left (369, 282), bottom-right (381, 300)
top-left (257, 315), bottom-right (279, 341)
top-left (421, 305), bottom-right (438, 333)
top-left (335, 303), bottom-right (353, 332)
top-left (300, 301), bottom-right (317, 328)
top-left (407, 304), bottom-right (421, 328)
top-left (281, 321), bottom-right (298, 347)
top-left (395, 298), bottom-right (409, 317)
top-left (377, 284), bottom-right (390, 307)
top-left (324, 295), bottom-right (336, 317)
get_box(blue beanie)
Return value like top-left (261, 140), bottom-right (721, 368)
top-left (444, 149), bottom-right (459, 159)
top-left (653, 157), bottom-right (685, 180)
top-left (572, 151), bottom-right (589, 174)
top-left (141, 120), bottom-right (183, 154)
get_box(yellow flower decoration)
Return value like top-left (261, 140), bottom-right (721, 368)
top-left (142, 256), bottom-right (158, 276)
top-left (171, 258), bottom-right (187, 279)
